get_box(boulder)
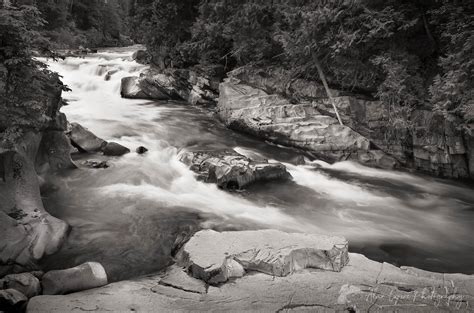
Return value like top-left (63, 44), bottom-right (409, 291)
top-left (41, 262), bottom-right (108, 295)
top-left (157, 266), bottom-right (207, 294)
top-left (82, 159), bottom-right (109, 169)
top-left (102, 142), bottom-right (130, 156)
top-left (0, 273), bottom-right (41, 298)
top-left (120, 73), bottom-right (181, 100)
top-left (177, 229), bottom-right (349, 285)
top-left (131, 50), bottom-right (151, 65)
top-left (179, 149), bottom-right (291, 189)
top-left (136, 146), bottom-right (148, 154)
top-left (68, 123), bottom-right (107, 153)
top-left (217, 80), bottom-right (393, 165)
top-left (36, 131), bottom-right (77, 172)
top-left (0, 288), bottom-right (27, 311)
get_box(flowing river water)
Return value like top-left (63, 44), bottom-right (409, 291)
top-left (39, 46), bottom-right (474, 282)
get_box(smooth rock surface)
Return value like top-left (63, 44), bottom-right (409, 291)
top-left (179, 149), bottom-right (291, 189)
top-left (0, 273), bottom-right (41, 298)
top-left (68, 123), bottom-right (107, 153)
top-left (177, 229), bottom-right (349, 284)
top-left (27, 253), bottom-right (474, 312)
top-left (102, 142), bottom-right (130, 156)
top-left (41, 262), bottom-right (108, 295)
top-left (157, 266), bottom-right (207, 294)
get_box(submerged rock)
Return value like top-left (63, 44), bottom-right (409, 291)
top-left (136, 146), bottom-right (148, 154)
top-left (0, 273), bottom-right (41, 298)
top-left (102, 142), bottom-right (130, 156)
top-left (68, 123), bottom-right (107, 153)
top-left (179, 149), bottom-right (291, 189)
top-left (177, 229), bottom-right (349, 285)
top-left (41, 262), bottom-right (108, 295)
top-left (82, 159), bottom-right (109, 169)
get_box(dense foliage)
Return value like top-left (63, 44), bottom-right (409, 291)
top-left (0, 3), bottom-right (67, 145)
top-left (133, 0), bottom-right (473, 129)
top-left (10, 0), bottom-right (134, 48)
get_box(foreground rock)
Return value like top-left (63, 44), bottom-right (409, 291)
top-left (0, 132), bottom-right (69, 276)
top-left (179, 149), bottom-right (291, 189)
top-left (0, 288), bottom-right (27, 311)
top-left (41, 262), bottom-right (108, 295)
top-left (218, 78), bottom-right (397, 169)
top-left (177, 229), bottom-right (349, 285)
top-left (27, 252), bottom-right (474, 312)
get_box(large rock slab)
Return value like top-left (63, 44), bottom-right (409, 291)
top-left (26, 253), bottom-right (474, 312)
top-left (179, 149), bottom-right (291, 189)
top-left (218, 79), bottom-right (396, 168)
top-left (177, 229), bottom-right (349, 285)
top-left (41, 262), bottom-right (108, 295)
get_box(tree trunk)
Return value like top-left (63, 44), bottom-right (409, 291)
top-left (313, 56), bottom-right (344, 126)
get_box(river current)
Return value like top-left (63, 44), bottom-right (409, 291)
top-left (39, 46), bottom-right (474, 282)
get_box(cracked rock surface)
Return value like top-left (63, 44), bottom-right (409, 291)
top-left (27, 253), bottom-right (474, 312)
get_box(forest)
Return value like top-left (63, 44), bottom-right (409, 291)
top-left (1, 0), bottom-right (473, 132)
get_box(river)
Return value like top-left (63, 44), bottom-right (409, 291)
top-left (39, 46), bottom-right (474, 282)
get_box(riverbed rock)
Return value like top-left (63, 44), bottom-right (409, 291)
top-left (120, 73), bottom-right (182, 100)
top-left (36, 131), bottom-right (77, 172)
top-left (0, 273), bottom-right (41, 298)
top-left (218, 79), bottom-right (397, 168)
top-left (177, 229), bottom-right (349, 285)
top-left (67, 123), bottom-right (107, 153)
top-left (136, 146), bottom-right (148, 154)
top-left (41, 262), bottom-right (108, 295)
top-left (157, 265), bottom-right (207, 294)
top-left (27, 251), bottom-right (474, 312)
top-left (179, 149), bottom-right (291, 189)
top-left (102, 142), bottom-right (130, 156)
top-left (82, 159), bottom-right (109, 169)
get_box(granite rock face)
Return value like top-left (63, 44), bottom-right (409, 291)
top-left (41, 262), bottom-right (108, 295)
top-left (179, 149), bottom-right (291, 189)
top-left (177, 229), bottom-right (349, 285)
top-left (229, 66), bottom-right (473, 179)
top-left (218, 79), bottom-right (397, 168)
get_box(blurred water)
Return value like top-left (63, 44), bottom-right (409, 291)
top-left (39, 46), bottom-right (474, 281)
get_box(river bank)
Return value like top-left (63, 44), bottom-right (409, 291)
top-left (2, 46), bottom-right (474, 312)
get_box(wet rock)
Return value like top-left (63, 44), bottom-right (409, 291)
top-left (41, 262), bottom-right (108, 295)
top-left (102, 142), bottom-right (130, 156)
top-left (179, 149), bottom-right (291, 189)
top-left (68, 123), bottom-right (107, 153)
top-left (105, 69), bottom-right (118, 81)
top-left (120, 74), bottom-right (179, 100)
top-left (83, 159), bottom-right (109, 169)
top-left (218, 80), bottom-right (378, 164)
top-left (36, 131), bottom-right (77, 172)
top-left (0, 288), bottom-right (27, 311)
top-left (0, 273), bottom-right (41, 298)
top-left (177, 229), bottom-right (349, 285)
top-left (136, 146), bottom-right (148, 154)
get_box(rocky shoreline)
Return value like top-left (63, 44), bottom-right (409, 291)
top-left (2, 49), bottom-right (474, 312)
